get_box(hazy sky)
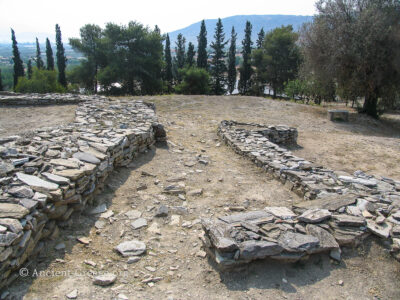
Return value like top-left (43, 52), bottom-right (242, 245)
top-left (0, 0), bottom-right (317, 42)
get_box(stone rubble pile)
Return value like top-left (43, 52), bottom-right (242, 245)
top-left (200, 120), bottom-right (400, 268)
top-left (0, 93), bottom-right (105, 106)
top-left (0, 95), bottom-right (165, 290)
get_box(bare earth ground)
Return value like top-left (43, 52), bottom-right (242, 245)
top-left (0, 105), bottom-right (77, 138)
top-left (5, 95), bottom-right (400, 299)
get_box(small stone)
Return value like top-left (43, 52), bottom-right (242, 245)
top-left (330, 248), bottom-right (342, 261)
top-left (338, 280), bottom-right (344, 286)
top-left (155, 205), bottom-right (169, 217)
top-left (170, 215), bottom-right (181, 226)
top-left (187, 189), bottom-right (203, 196)
top-left (93, 273), bottom-right (117, 286)
top-left (86, 203), bottom-right (107, 215)
top-left (265, 207), bottom-right (296, 220)
top-left (7, 186), bottom-right (34, 198)
top-left (298, 209), bottom-right (331, 223)
top-left (366, 220), bottom-right (392, 238)
top-left (84, 260), bottom-right (96, 267)
top-left (137, 183), bottom-right (147, 191)
top-left (196, 250), bottom-right (207, 258)
top-left (117, 294), bottom-right (129, 300)
top-left (77, 237), bottom-right (90, 245)
top-left (282, 278), bottom-right (288, 284)
top-left (95, 220), bottom-right (106, 229)
top-left (131, 218), bottom-right (148, 230)
top-left (115, 240), bottom-right (146, 257)
top-left (127, 256), bottom-right (141, 264)
top-left (66, 289), bottom-right (78, 299)
top-left (145, 266), bottom-right (156, 272)
top-left (100, 210), bottom-right (114, 219)
top-left (42, 172), bottom-right (70, 185)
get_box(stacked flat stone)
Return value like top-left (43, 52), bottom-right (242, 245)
top-left (0, 93), bottom-right (106, 106)
top-left (0, 95), bottom-right (165, 290)
top-left (202, 120), bottom-right (400, 268)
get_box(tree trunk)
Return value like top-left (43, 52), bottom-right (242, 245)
top-left (362, 90), bottom-right (378, 118)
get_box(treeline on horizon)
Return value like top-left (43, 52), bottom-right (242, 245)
top-left (1, 0), bottom-right (400, 118)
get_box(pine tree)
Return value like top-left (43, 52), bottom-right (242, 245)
top-left (45, 38), bottom-right (54, 70)
top-left (238, 21), bottom-right (253, 95)
top-left (210, 18), bottom-right (228, 95)
top-left (256, 28), bottom-right (265, 49)
top-left (55, 24), bottom-right (67, 87)
top-left (11, 28), bottom-right (24, 90)
top-left (227, 26), bottom-right (237, 95)
top-left (35, 38), bottom-right (44, 69)
top-left (196, 20), bottom-right (208, 69)
top-left (0, 68), bottom-right (3, 91)
top-left (27, 59), bottom-right (33, 80)
top-left (164, 33), bottom-right (173, 92)
top-left (186, 42), bottom-right (195, 67)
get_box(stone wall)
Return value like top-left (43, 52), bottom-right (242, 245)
top-left (201, 120), bottom-right (400, 269)
top-left (0, 93), bottom-right (101, 106)
top-left (0, 95), bottom-right (165, 290)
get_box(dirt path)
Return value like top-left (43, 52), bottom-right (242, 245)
top-left (8, 96), bottom-right (400, 299)
top-left (0, 105), bottom-right (77, 138)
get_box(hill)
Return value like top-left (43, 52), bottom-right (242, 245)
top-left (168, 15), bottom-right (313, 47)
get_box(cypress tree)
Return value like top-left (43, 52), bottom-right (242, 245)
top-left (27, 59), bottom-right (33, 80)
top-left (175, 34), bottom-right (186, 69)
top-left (186, 42), bottom-right (195, 67)
top-left (35, 38), bottom-right (44, 69)
top-left (0, 68), bottom-right (3, 91)
top-left (238, 21), bottom-right (253, 95)
top-left (227, 26), bottom-right (237, 95)
top-left (45, 38), bottom-right (54, 70)
top-left (164, 33), bottom-right (173, 92)
top-left (210, 18), bottom-right (228, 95)
top-left (196, 20), bottom-right (208, 69)
top-left (55, 24), bottom-right (67, 87)
top-left (256, 28), bottom-right (265, 49)
top-left (11, 28), bottom-right (24, 90)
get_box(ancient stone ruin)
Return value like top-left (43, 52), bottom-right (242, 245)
top-left (0, 94), bottom-right (165, 290)
top-left (200, 120), bottom-right (400, 269)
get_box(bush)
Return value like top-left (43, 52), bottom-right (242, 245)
top-left (15, 68), bottom-right (66, 93)
top-left (175, 67), bottom-right (210, 95)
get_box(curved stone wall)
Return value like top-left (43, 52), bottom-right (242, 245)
top-left (201, 120), bottom-right (400, 268)
top-left (0, 95), bottom-right (164, 290)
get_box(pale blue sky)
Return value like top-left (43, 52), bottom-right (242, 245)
top-left (0, 0), bottom-right (317, 42)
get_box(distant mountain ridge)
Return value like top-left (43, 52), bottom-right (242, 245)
top-left (168, 15), bottom-right (313, 47)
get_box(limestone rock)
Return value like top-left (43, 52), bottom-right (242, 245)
top-left (0, 203), bottom-right (29, 218)
top-left (298, 209), bottom-right (332, 223)
top-left (277, 231), bottom-right (319, 253)
top-left (93, 273), bottom-right (117, 286)
top-left (265, 207), bottom-right (296, 220)
top-left (239, 240), bottom-right (283, 260)
top-left (73, 152), bottom-right (101, 164)
top-left (115, 240), bottom-right (146, 257)
top-left (131, 218), bottom-right (147, 230)
top-left (16, 172), bottom-right (59, 191)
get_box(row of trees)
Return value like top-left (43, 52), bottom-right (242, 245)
top-left (5, 25), bottom-right (67, 92)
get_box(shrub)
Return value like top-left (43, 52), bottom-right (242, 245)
top-left (15, 68), bottom-right (66, 93)
top-left (175, 67), bottom-right (210, 95)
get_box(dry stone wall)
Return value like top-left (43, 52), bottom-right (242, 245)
top-left (201, 120), bottom-right (400, 269)
top-left (0, 94), bottom-right (165, 290)
top-left (0, 93), bottom-right (99, 106)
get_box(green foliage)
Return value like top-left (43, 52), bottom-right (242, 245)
top-left (196, 20), bottom-right (208, 69)
top-left (186, 42), bottom-right (195, 68)
top-left (56, 24), bottom-right (67, 87)
top-left (253, 25), bottom-right (301, 98)
top-left (175, 67), bottom-right (210, 95)
top-left (96, 21), bottom-right (164, 95)
top-left (227, 27), bottom-right (237, 94)
top-left (35, 38), bottom-right (44, 69)
top-left (0, 67), bottom-right (13, 91)
top-left (256, 28), bottom-right (265, 49)
top-left (46, 38), bottom-right (55, 70)
top-left (0, 68), bottom-right (3, 91)
top-left (11, 28), bottom-right (25, 89)
top-left (210, 18), bottom-right (228, 95)
top-left (27, 59), bottom-right (33, 80)
top-left (300, 0), bottom-right (400, 118)
top-left (69, 24), bottom-right (102, 93)
top-left (174, 34), bottom-right (186, 83)
top-left (164, 34), bottom-right (173, 93)
top-left (238, 21), bottom-right (253, 95)
top-left (15, 68), bottom-right (66, 93)
top-left (284, 79), bottom-right (308, 100)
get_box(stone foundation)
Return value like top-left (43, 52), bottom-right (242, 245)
top-left (0, 93), bottom-right (101, 106)
top-left (0, 94), bottom-right (165, 290)
top-left (202, 120), bottom-right (400, 268)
